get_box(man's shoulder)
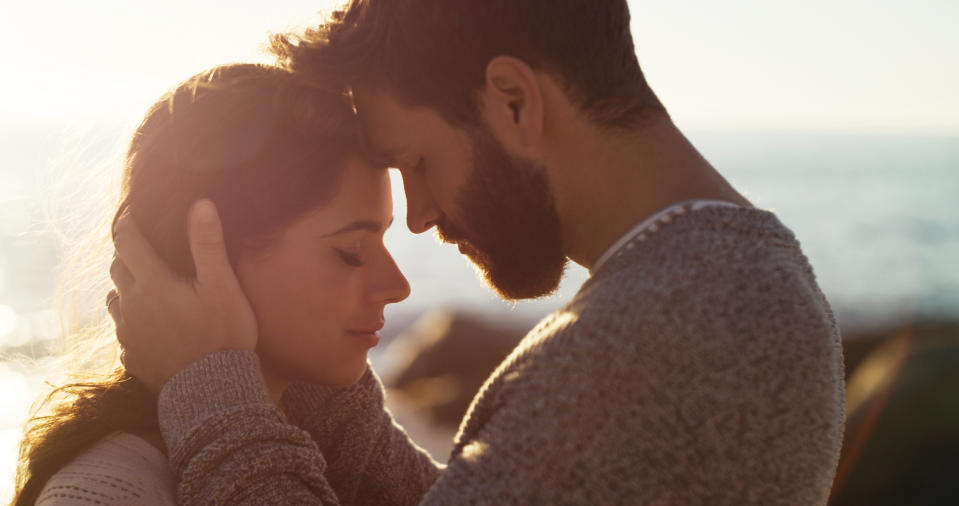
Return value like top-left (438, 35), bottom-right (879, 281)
top-left (599, 205), bottom-right (797, 272)
top-left (516, 205), bottom-right (840, 378)
top-left (582, 206), bottom-right (823, 311)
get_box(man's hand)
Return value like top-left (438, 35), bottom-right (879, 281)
top-left (110, 199), bottom-right (257, 392)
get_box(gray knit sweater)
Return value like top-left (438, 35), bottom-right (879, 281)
top-left (157, 206), bottom-right (845, 505)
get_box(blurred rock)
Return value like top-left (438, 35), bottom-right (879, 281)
top-left (829, 321), bottom-right (959, 505)
top-left (381, 309), bottom-right (529, 429)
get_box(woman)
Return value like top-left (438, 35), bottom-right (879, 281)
top-left (12, 63), bottom-right (410, 505)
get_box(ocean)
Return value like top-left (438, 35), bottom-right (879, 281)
top-left (0, 119), bottom-right (956, 500)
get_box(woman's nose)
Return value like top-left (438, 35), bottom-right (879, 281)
top-left (373, 251), bottom-right (411, 305)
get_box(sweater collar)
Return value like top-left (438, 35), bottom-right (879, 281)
top-left (590, 199), bottom-right (741, 274)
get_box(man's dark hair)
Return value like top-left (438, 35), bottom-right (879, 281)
top-left (271, 0), bottom-right (668, 129)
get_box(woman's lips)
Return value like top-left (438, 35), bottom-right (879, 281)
top-left (346, 328), bottom-right (381, 347)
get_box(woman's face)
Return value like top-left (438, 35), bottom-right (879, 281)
top-left (235, 157), bottom-right (409, 392)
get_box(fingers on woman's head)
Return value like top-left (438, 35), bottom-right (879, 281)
top-left (106, 287), bottom-right (123, 322)
top-left (110, 258), bottom-right (134, 294)
top-left (113, 214), bottom-right (169, 285)
top-left (106, 289), bottom-right (129, 348)
top-left (187, 199), bottom-right (232, 285)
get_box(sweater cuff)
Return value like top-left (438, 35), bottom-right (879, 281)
top-left (157, 350), bottom-right (275, 453)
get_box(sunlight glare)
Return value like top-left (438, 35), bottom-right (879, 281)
top-left (0, 306), bottom-right (17, 345)
top-left (0, 362), bottom-right (43, 504)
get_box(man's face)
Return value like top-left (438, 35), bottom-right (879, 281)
top-left (354, 87), bottom-right (567, 300)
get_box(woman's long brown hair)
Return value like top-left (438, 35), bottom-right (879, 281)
top-left (12, 63), bottom-right (363, 505)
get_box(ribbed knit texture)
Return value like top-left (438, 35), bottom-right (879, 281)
top-left (157, 206), bottom-right (845, 505)
top-left (36, 432), bottom-right (176, 505)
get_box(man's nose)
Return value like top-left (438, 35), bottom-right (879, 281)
top-left (399, 168), bottom-right (441, 234)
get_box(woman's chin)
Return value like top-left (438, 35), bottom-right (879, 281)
top-left (302, 357), bottom-right (369, 388)
top-left (259, 346), bottom-right (369, 388)
top-left (329, 361), bottom-right (369, 387)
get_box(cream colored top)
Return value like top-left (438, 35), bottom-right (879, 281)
top-left (37, 432), bottom-right (176, 505)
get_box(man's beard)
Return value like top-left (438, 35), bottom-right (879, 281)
top-left (435, 127), bottom-right (567, 301)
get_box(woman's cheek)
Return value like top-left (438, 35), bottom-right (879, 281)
top-left (306, 257), bottom-right (365, 311)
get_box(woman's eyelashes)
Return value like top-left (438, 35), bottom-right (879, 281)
top-left (335, 248), bottom-right (363, 267)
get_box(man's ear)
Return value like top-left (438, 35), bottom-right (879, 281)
top-left (481, 56), bottom-right (544, 150)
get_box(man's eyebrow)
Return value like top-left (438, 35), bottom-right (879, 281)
top-left (370, 147), bottom-right (406, 167)
top-left (371, 152), bottom-right (399, 167)
top-left (359, 130), bottom-right (404, 167)
top-left (322, 216), bottom-right (394, 237)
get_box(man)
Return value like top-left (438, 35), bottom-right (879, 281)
top-left (112, 0), bottom-right (845, 503)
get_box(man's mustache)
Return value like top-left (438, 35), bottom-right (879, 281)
top-left (435, 217), bottom-right (469, 245)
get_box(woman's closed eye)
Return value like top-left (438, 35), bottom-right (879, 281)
top-left (335, 248), bottom-right (363, 267)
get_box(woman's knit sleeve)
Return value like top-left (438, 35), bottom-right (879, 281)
top-left (282, 367), bottom-right (443, 505)
top-left (157, 350), bottom-right (339, 504)
top-left (156, 350), bottom-right (440, 505)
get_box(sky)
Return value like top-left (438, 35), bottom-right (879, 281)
top-left (0, 0), bottom-right (956, 133)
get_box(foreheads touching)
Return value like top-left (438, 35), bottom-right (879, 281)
top-left (270, 0), bottom-right (668, 131)
top-left (263, 1), bottom-right (672, 300)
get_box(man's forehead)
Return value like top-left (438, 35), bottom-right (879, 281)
top-left (353, 88), bottom-right (410, 159)
top-left (357, 126), bottom-right (407, 166)
top-left (353, 86), bottom-right (447, 163)
top-left (353, 86), bottom-right (408, 127)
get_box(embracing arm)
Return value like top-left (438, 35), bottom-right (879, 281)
top-left (282, 369), bottom-right (442, 505)
top-left (157, 352), bottom-right (440, 505)
top-left (157, 351), bottom-right (339, 504)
